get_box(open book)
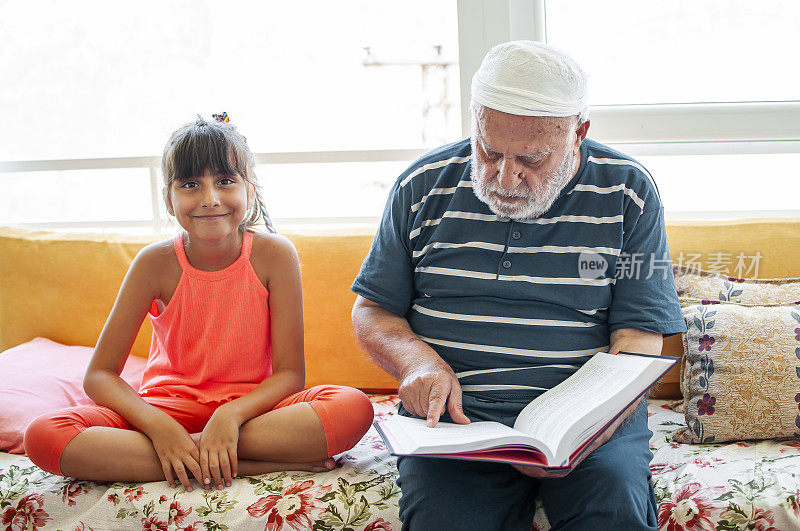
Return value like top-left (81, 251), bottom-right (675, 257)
top-left (375, 352), bottom-right (676, 470)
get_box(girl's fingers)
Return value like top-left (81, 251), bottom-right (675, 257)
top-left (161, 461), bottom-right (176, 488)
top-left (184, 455), bottom-right (203, 487)
top-left (219, 451), bottom-right (232, 487)
top-left (172, 459), bottom-right (193, 492)
top-left (208, 451), bottom-right (223, 490)
top-left (199, 449), bottom-right (211, 489)
top-left (228, 447), bottom-right (238, 479)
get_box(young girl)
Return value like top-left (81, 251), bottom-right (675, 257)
top-left (24, 116), bottom-right (374, 492)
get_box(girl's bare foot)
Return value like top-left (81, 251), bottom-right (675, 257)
top-left (298, 457), bottom-right (339, 472)
top-left (237, 457), bottom-right (339, 477)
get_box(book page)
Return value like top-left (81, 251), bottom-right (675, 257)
top-left (513, 353), bottom-right (652, 463)
top-left (382, 415), bottom-right (542, 455)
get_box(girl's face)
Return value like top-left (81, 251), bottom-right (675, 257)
top-left (167, 168), bottom-right (253, 241)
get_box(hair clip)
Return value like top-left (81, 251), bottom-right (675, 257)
top-left (212, 112), bottom-right (230, 123)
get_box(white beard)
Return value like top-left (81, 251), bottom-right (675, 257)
top-left (471, 146), bottom-right (576, 220)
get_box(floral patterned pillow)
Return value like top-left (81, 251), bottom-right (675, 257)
top-left (673, 265), bottom-right (800, 305)
top-left (675, 303), bottom-right (800, 443)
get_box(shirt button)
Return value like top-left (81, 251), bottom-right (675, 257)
top-left (511, 230), bottom-right (521, 240)
top-left (502, 260), bottom-right (512, 269)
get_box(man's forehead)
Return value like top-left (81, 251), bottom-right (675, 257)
top-left (480, 106), bottom-right (572, 132)
top-left (476, 115), bottom-right (570, 155)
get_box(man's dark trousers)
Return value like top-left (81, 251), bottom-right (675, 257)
top-left (396, 399), bottom-right (657, 530)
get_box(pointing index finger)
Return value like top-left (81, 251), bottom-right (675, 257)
top-left (426, 379), bottom-right (450, 428)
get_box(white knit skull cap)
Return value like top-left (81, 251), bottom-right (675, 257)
top-left (471, 40), bottom-right (588, 118)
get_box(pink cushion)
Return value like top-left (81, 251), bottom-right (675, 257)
top-left (0, 337), bottom-right (147, 453)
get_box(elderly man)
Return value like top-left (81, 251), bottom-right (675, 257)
top-left (351, 41), bottom-right (685, 530)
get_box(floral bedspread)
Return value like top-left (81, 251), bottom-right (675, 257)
top-left (649, 401), bottom-right (800, 531)
top-left (3, 396), bottom-right (800, 530)
top-left (0, 395), bottom-right (401, 531)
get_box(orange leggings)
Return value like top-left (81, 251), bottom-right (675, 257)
top-left (24, 385), bottom-right (374, 476)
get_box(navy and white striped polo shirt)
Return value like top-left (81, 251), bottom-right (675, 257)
top-left (352, 138), bottom-right (685, 403)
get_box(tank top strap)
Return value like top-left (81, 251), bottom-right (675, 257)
top-left (173, 234), bottom-right (191, 271)
top-left (240, 230), bottom-right (254, 259)
top-left (172, 231), bottom-right (253, 273)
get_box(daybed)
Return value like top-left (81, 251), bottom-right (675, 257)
top-left (1, 218), bottom-right (799, 530)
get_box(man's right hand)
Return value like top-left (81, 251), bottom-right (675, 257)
top-left (399, 362), bottom-right (471, 428)
top-left (351, 296), bottom-right (471, 428)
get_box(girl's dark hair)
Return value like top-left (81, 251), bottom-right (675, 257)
top-left (161, 116), bottom-right (274, 233)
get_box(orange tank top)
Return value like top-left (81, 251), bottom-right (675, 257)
top-left (138, 231), bottom-right (272, 403)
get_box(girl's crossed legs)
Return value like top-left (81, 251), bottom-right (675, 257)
top-left (24, 385), bottom-right (373, 489)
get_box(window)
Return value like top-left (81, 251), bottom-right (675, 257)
top-left (456, 0), bottom-right (800, 219)
top-left (1, 0), bottom-right (461, 231)
top-left (546, 0), bottom-right (800, 105)
top-left (636, 152), bottom-right (800, 217)
top-left (3, 1), bottom-right (798, 231)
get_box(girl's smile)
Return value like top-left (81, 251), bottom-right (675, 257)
top-left (167, 168), bottom-right (252, 241)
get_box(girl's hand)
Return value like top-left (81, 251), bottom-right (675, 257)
top-left (147, 416), bottom-right (203, 491)
top-left (198, 408), bottom-right (241, 490)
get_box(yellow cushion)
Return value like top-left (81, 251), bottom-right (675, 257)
top-left (665, 218), bottom-right (800, 278)
top-left (287, 229), bottom-right (397, 390)
top-left (0, 227), bottom-right (160, 363)
top-left (0, 226), bottom-right (397, 391)
top-left (2, 217), bottom-right (798, 394)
